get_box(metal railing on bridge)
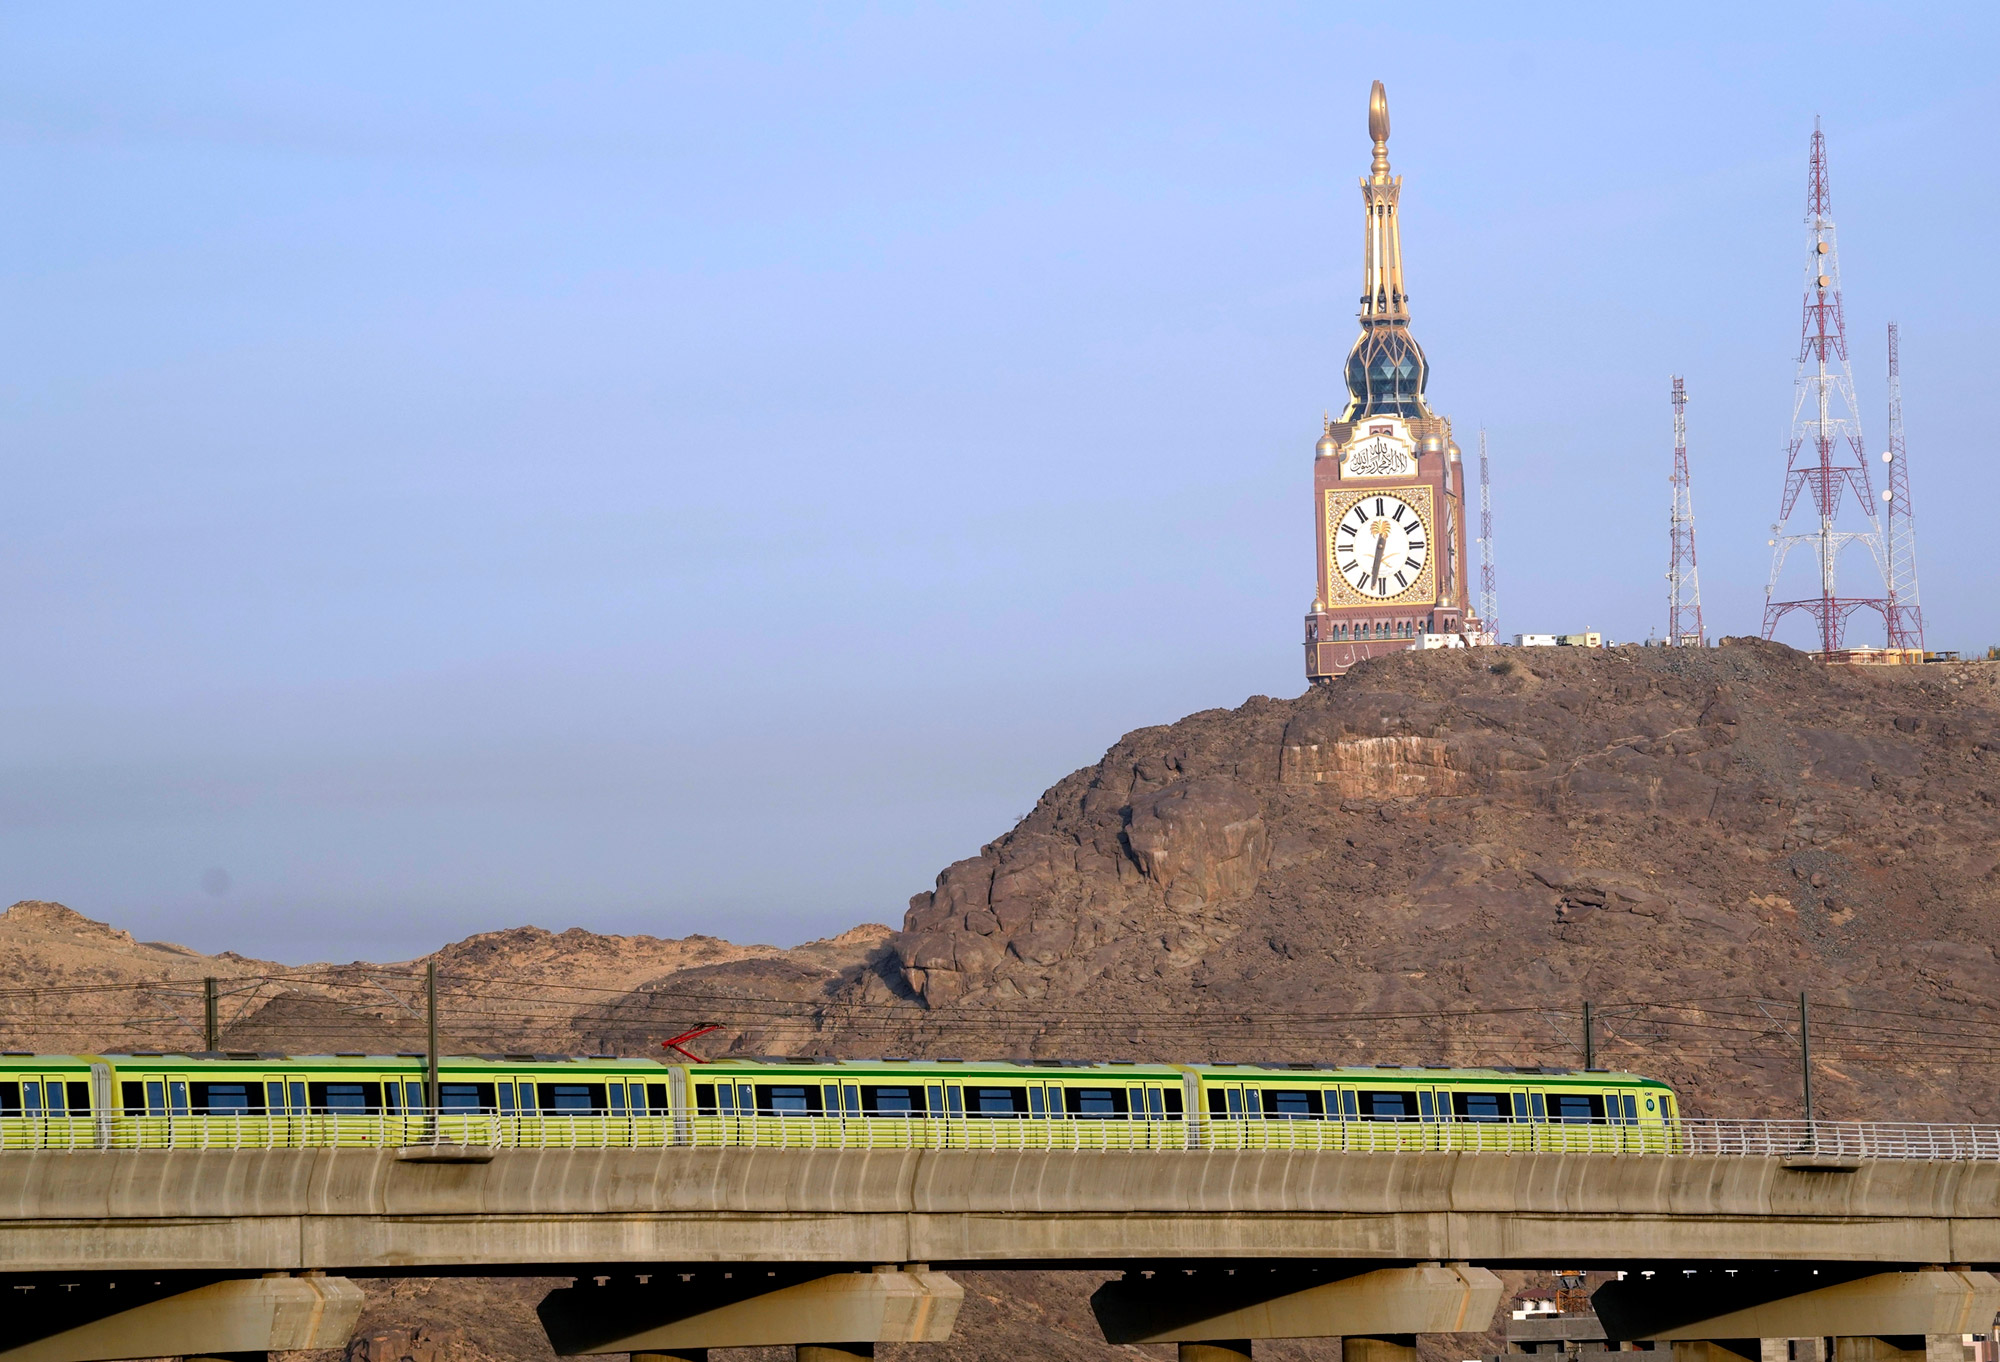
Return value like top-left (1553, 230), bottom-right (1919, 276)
top-left (4, 1113), bottom-right (2000, 1160)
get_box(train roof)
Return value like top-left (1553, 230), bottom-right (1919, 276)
top-left (0, 1053), bottom-right (1665, 1085)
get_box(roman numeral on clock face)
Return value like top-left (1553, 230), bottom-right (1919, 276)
top-left (1405, 557), bottom-right (1422, 570)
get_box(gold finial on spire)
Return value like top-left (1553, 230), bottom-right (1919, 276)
top-left (1368, 80), bottom-right (1391, 181)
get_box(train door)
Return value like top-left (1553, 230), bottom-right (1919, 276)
top-left (261, 1072), bottom-right (310, 1148)
top-left (10, 1074), bottom-right (76, 1149)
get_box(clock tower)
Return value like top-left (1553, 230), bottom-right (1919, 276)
top-left (1305, 82), bottom-right (1482, 682)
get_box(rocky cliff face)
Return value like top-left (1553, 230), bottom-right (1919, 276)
top-left (878, 641), bottom-right (2000, 1120)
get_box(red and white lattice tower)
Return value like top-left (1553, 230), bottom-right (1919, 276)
top-left (1667, 377), bottom-right (1705, 647)
top-left (1761, 119), bottom-right (1888, 654)
top-left (1882, 322), bottom-right (1924, 650)
top-left (1477, 428), bottom-right (1498, 643)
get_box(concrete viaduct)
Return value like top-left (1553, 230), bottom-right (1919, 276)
top-left (5, 1146), bottom-right (2000, 1362)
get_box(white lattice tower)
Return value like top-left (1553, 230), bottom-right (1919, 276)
top-left (1761, 119), bottom-right (1888, 653)
top-left (1882, 322), bottom-right (1924, 650)
top-left (1667, 377), bottom-right (1705, 647)
top-left (1477, 428), bottom-right (1498, 642)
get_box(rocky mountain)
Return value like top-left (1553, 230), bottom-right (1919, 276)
top-left (10, 638), bottom-right (2000, 1362)
top-left (871, 640), bottom-right (2000, 1121)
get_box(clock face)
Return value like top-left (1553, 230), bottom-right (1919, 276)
top-left (1334, 492), bottom-right (1429, 599)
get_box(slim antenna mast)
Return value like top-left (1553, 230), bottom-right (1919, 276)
top-left (1667, 377), bottom-right (1705, 647)
top-left (1882, 322), bottom-right (1924, 651)
top-left (1762, 119), bottom-right (1888, 654)
top-left (1477, 428), bottom-right (1498, 641)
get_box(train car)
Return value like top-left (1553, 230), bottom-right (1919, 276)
top-left (0, 1052), bottom-right (1678, 1153)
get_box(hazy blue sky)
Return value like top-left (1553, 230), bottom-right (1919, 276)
top-left (3, 4), bottom-right (1995, 962)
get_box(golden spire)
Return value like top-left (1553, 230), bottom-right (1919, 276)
top-left (1342, 80), bottom-right (1430, 420)
top-left (1357, 79), bottom-right (1408, 324)
top-left (1368, 80), bottom-right (1391, 182)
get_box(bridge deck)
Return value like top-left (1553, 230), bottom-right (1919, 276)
top-left (2, 1146), bottom-right (1998, 1275)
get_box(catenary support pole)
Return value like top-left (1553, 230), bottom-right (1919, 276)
top-left (202, 977), bottom-right (219, 1053)
top-left (426, 961), bottom-right (440, 1131)
top-left (1800, 991), bottom-right (1815, 1136)
top-left (1583, 1001), bottom-right (1595, 1070)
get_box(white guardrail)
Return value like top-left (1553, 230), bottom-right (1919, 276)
top-left (2, 1114), bottom-right (1999, 1159)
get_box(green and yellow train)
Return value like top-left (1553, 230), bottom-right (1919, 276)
top-left (0, 1051), bottom-right (1680, 1153)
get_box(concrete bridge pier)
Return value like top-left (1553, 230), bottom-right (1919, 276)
top-left (538, 1267), bottom-right (960, 1356)
top-left (1595, 1267), bottom-right (2000, 1362)
top-left (1092, 1261), bottom-right (1503, 1358)
top-left (0, 1273), bottom-right (363, 1362)
top-left (796, 1347), bottom-right (873, 1362)
top-left (1834, 1336), bottom-right (1969, 1362)
top-left (1343, 1334), bottom-right (1419, 1362)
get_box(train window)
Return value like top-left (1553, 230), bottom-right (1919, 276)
top-left (695, 1083), bottom-right (719, 1114)
top-left (1622, 1094), bottom-right (1639, 1123)
top-left (437, 1084), bottom-right (485, 1112)
top-left (1340, 1090), bottom-right (1358, 1121)
top-left (1244, 1089), bottom-right (1263, 1118)
top-left (1209, 1089), bottom-right (1229, 1117)
top-left (758, 1085), bottom-right (813, 1115)
top-left (195, 1083), bottom-right (257, 1113)
top-left (1418, 1091), bottom-right (1435, 1121)
top-left (385, 1084), bottom-right (402, 1113)
top-left (1358, 1090), bottom-right (1413, 1121)
top-left (289, 1082), bottom-right (308, 1113)
top-left (0, 1083), bottom-right (18, 1115)
top-left (320, 1082), bottom-right (377, 1112)
top-left (608, 1085), bottom-right (627, 1115)
top-left (493, 1084), bottom-right (512, 1115)
top-left (264, 1081), bottom-right (285, 1111)
top-left (863, 1085), bottom-right (923, 1114)
top-left (945, 1086), bottom-right (965, 1118)
top-left (1551, 1094), bottom-right (1603, 1124)
top-left (1163, 1087), bottom-right (1184, 1118)
top-left (1530, 1092), bottom-right (1547, 1121)
top-left (646, 1084), bottom-right (669, 1113)
top-left (1453, 1092), bottom-right (1507, 1123)
top-left (1067, 1088), bottom-right (1125, 1118)
top-left (1029, 1087), bottom-right (1047, 1117)
top-left (1512, 1093), bottom-right (1530, 1121)
top-left (737, 1083), bottom-right (754, 1112)
top-left (627, 1084), bottom-right (646, 1114)
top-left (924, 1085), bottom-right (943, 1116)
top-left (145, 1081), bottom-right (166, 1116)
top-left (45, 1082), bottom-right (66, 1116)
top-left (409, 1082), bottom-right (430, 1111)
top-left (22, 1083), bottom-right (42, 1115)
top-left (1147, 1088), bottom-right (1165, 1119)
top-left (169, 1081), bottom-right (190, 1115)
top-left (823, 1084), bottom-right (841, 1114)
top-left (1224, 1088), bottom-right (1242, 1117)
top-left (970, 1087), bottom-right (1025, 1116)
top-left (1265, 1089), bottom-right (1321, 1119)
top-left (541, 1084), bottom-right (601, 1114)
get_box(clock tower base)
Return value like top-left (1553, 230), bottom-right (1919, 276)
top-left (1305, 605), bottom-right (1470, 681)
